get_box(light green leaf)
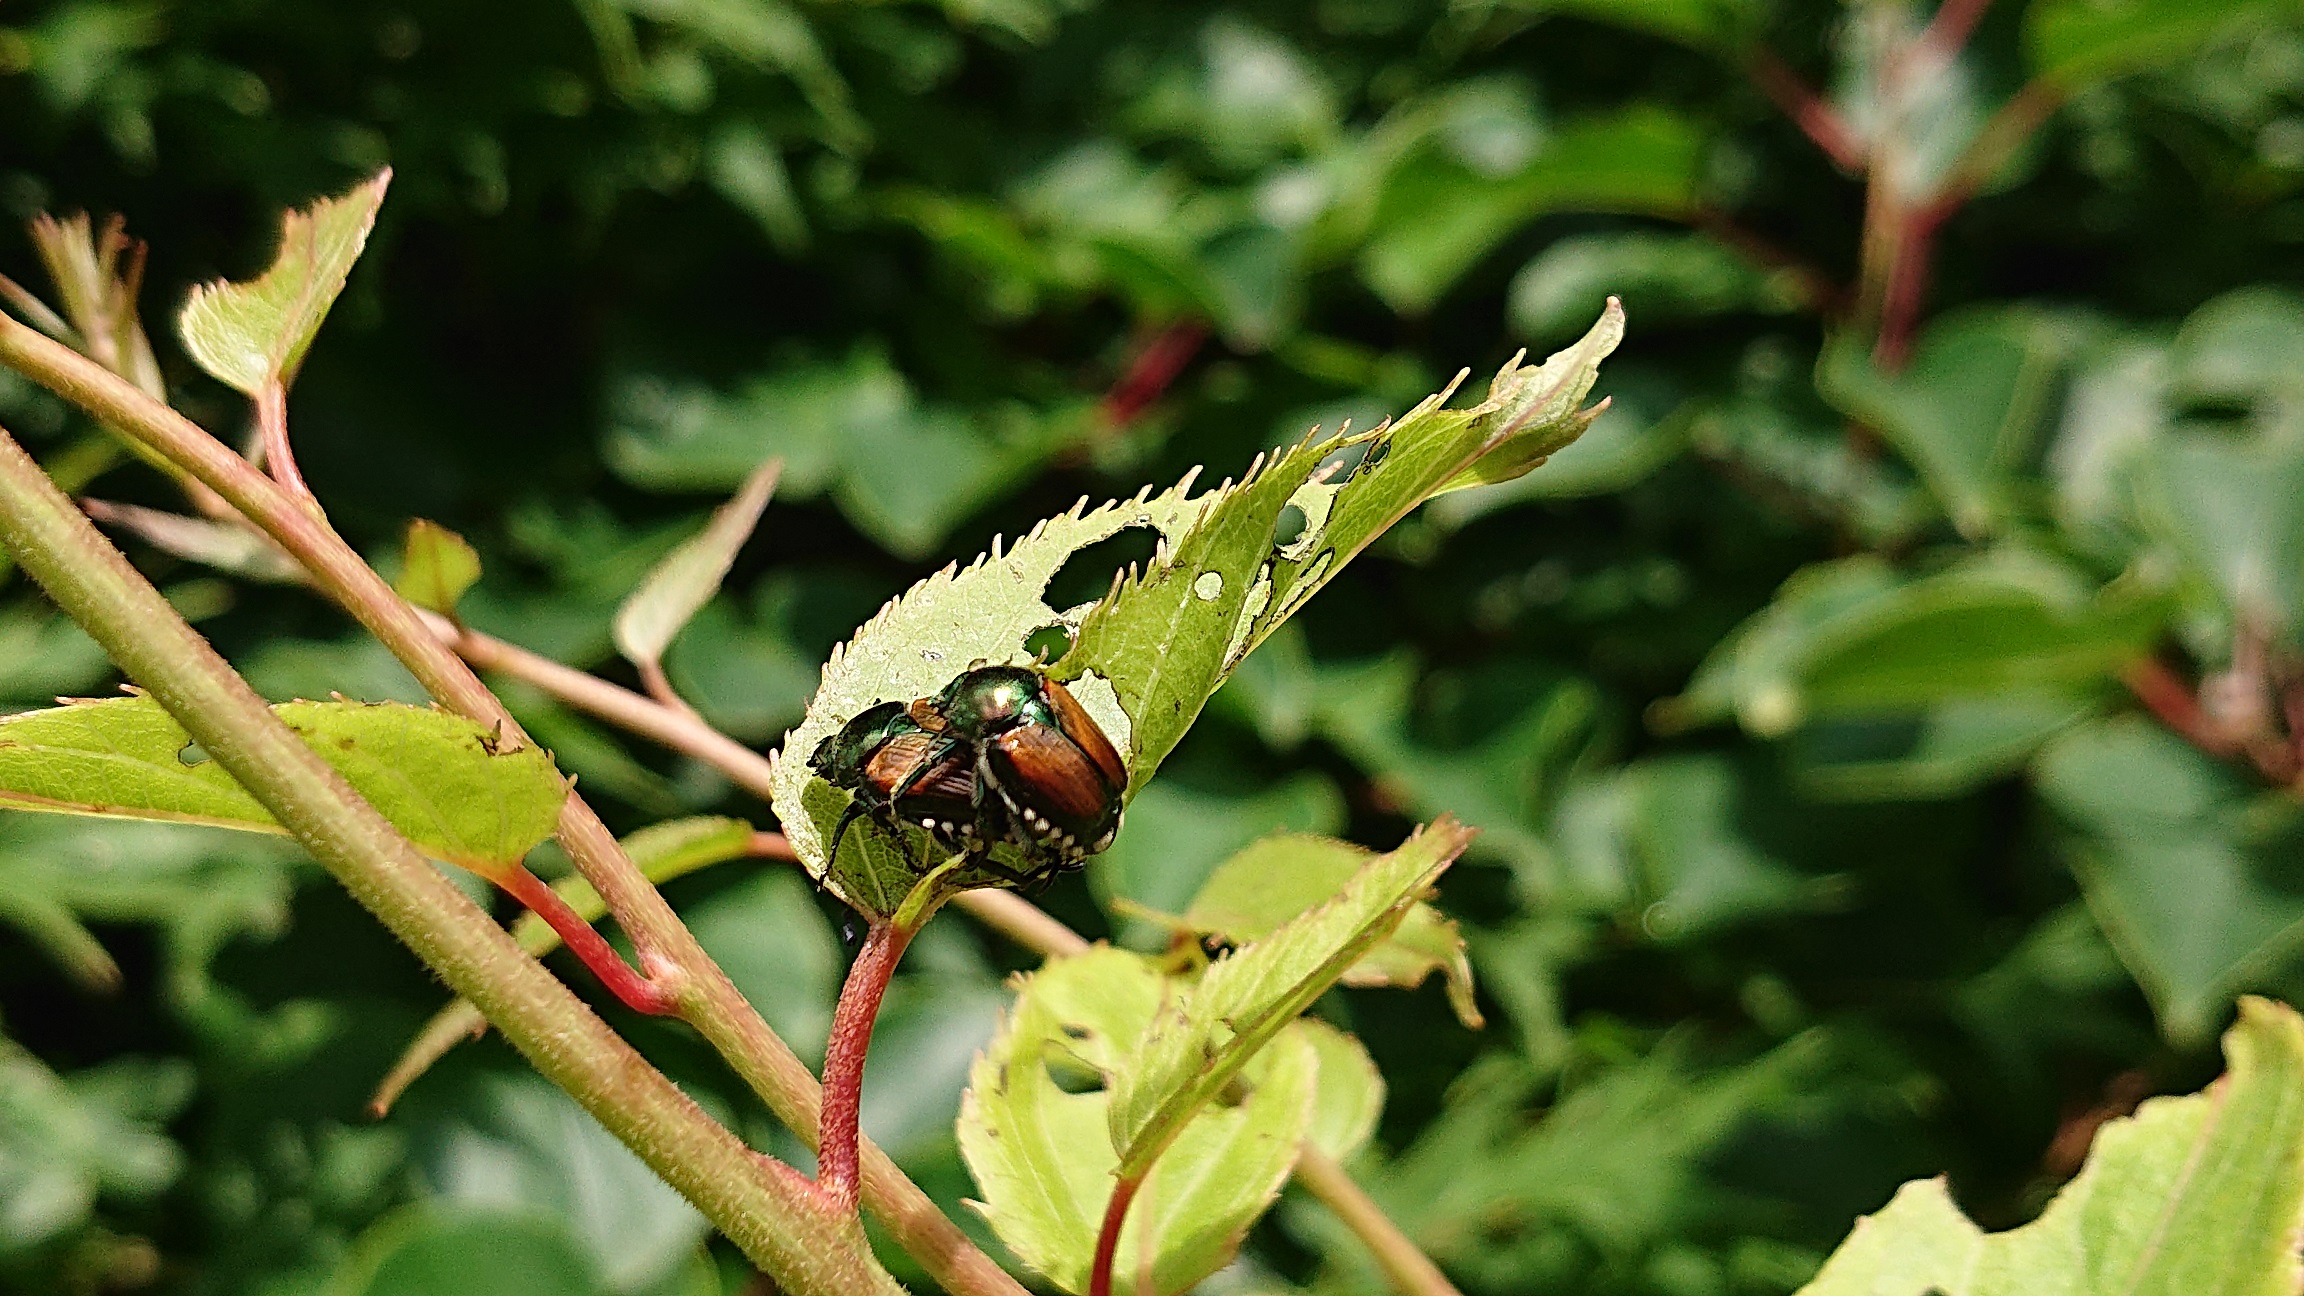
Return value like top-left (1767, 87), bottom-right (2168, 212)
top-left (1179, 832), bottom-right (1482, 1029)
top-left (373, 817), bottom-right (757, 1113)
top-left (2025, 0), bottom-right (2284, 88)
top-left (2135, 434), bottom-right (2304, 630)
top-left (0, 694), bottom-right (566, 872)
top-left (957, 946), bottom-right (1316, 1296)
top-left (396, 519), bottom-right (483, 617)
top-left (614, 458), bottom-right (780, 672)
top-left (2036, 718), bottom-right (2304, 1044)
top-left (1818, 307), bottom-right (2091, 539)
top-left (177, 170), bottom-right (390, 397)
top-left (1294, 1018), bottom-right (1384, 1161)
top-left (1360, 109), bottom-right (1704, 314)
top-left (1108, 818), bottom-right (1474, 1176)
top-left (1509, 231), bottom-right (1799, 343)
top-left (1660, 552), bottom-right (2166, 738)
top-left (775, 317), bottom-right (1616, 916)
top-left (1797, 997), bottom-right (2304, 1296)
top-left (1788, 692), bottom-right (2098, 801)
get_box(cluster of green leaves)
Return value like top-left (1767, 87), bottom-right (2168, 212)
top-left (5, 0), bottom-right (2304, 1293)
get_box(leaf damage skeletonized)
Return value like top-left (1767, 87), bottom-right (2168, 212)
top-left (773, 303), bottom-right (1620, 918)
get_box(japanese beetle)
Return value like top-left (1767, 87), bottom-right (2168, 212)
top-left (929, 665), bottom-right (1127, 871)
top-left (809, 666), bottom-right (1128, 886)
top-left (809, 699), bottom-right (986, 868)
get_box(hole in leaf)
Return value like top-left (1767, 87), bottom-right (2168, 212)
top-left (1023, 623), bottom-right (1074, 662)
top-left (1316, 438), bottom-right (1382, 482)
top-left (1043, 1048), bottom-right (1106, 1095)
top-left (1045, 525), bottom-right (1160, 611)
top-left (1271, 505), bottom-right (1307, 550)
top-left (177, 741), bottom-right (209, 767)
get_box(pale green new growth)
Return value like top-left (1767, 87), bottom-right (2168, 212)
top-left (1181, 831), bottom-right (1484, 1031)
top-left (615, 458), bottom-right (782, 671)
top-left (1296, 1017), bottom-right (1385, 1161)
top-left (1107, 817), bottom-right (1475, 1176)
top-left (957, 947), bottom-right (1319, 1296)
top-left (0, 694), bottom-right (566, 871)
top-left (776, 305), bottom-right (1619, 917)
top-left (177, 171), bottom-right (390, 397)
top-left (396, 519), bottom-right (483, 616)
top-left (1799, 996), bottom-right (2304, 1296)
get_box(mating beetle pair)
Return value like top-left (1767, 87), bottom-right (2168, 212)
top-left (809, 665), bottom-right (1127, 888)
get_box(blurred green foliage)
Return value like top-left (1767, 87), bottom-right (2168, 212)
top-left (3, 0), bottom-right (2304, 1292)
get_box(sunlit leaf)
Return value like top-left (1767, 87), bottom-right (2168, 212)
top-left (177, 171), bottom-right (390, 397)
top-left (956, 946), bottom-right (1316, 1296)
top-left (0, 694), bottom-right (565, 872)
top-left (1107, 818), bottom-right (1473, 1176)
top-left (775, 316), bottom-right (1615, 917)
top-left (1295, 1018), bottom-right (1384, 1161)
top-left (1797, 997), bottom-right (2304, 1295)
top-left (2025, 0), bottom-right (2285, 87)
top-left (1178, 832), bottom-right (1483, 1029)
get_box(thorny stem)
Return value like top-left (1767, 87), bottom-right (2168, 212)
top-left (492, 862), bottom-right (677, 1016)
top-left (0, 418), bottom-right (903, 1296)
top-left (1088, 1173), bottom-right (1145, 1296)
top-left (0, 312), bottom-right (1030, 1296)
top-left (819, 920), bottom-right (917, 1212)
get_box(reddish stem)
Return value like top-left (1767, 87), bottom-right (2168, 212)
top-left (818, 919), bottom-right (916, 1213)
top-left (2124, 659), bottom-right (2239, 756)
top-left (492, 862), bottom-right (677, 1015)
top-left (1874, 202), bottom-right (1951, 369)
top-left (1745, 49), bottom-right (1866, 172)
top-left (1088, 1174), bottom-right (1144, 1296)
top-left (1100, 319), bottom-right (1208, 428)
top-left (255, 384), bottom-right (313, 502)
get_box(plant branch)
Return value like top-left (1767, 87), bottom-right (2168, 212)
top-left (0, 312), bottom-right (1030, 1296)
top-left (1101, 318), bottom-right (1209, 428)
top-left (1292, 1148), bottom-right (1463, 1296)
top-left (424, 594), bottom-right (1470, 1296)
top-left (1088, 1173), bottom-right (1144, 1296)
top-left (0, 418), bottom-right (902, 1296)
top-left (1744, 49), bottom-right (1865, 172)
top-left (491, 862), bottom-right (677, 1016)
top-left (819, 919), bottom-right (917, 1212)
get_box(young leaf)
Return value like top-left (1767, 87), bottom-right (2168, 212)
top-left (1106, 817), bottom-right (1474, 1177)
top-left (82, 499), bottom-right (306, 584)
top-left (1798, 996), bottom-right (2304, 1296)
top-left (396, 519), bottom-right (483, 616)
top-left (1296, 1017), bottom-right (1385, 1161)
top-left (1178, 831), bottom-right (1482, 1029)
top-left (372, 816), bottom-right (756, 1113)
top-left (0, 694), bottom-right (565, 871)
top-left (772, 311), bottom-right (1616, 917)
top-left (957, 946), bottom-right (1317, 1296)
top-left (614, 457), bottom-right (781, 672)
top-left (177, 170), bottom-right (390, 398)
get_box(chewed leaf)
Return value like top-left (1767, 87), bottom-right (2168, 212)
top-left (1182, 831), bottom-right (1483, 1030)
top-left (1107, 818), bottom-right (1474, 1177)
top-left (775, 308), bottom-right (1618, 918)
top-left (1798, 997), bottom-right (2304, 1296)
top-left (0, 694), bottom-right (565, 871)
top-left (178, 170), bottom-right (389, 397)
top-left (615, 457), bottom-right (782, 672)
top-left (956, 946), bottom-right (1316, 1296)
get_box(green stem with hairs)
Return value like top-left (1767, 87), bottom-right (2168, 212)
top-left (0, 310), bottom-right (1029, 1296)
top-left (0, 417), bottom-right (900, 1296)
